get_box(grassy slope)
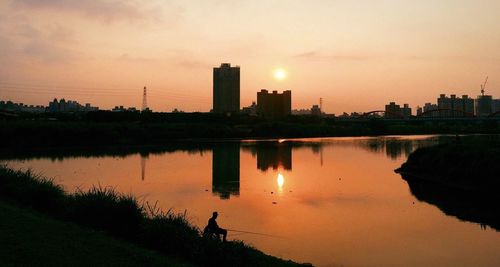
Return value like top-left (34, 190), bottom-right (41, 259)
top-left (0, 167), bottom-right (307, 267)
top-left (0, 201), bottom-right (192, 267)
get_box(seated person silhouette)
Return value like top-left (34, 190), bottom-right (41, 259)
top-left (203, 211), bottom-right (227, 242)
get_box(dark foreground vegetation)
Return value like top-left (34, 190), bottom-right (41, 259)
top-left (0, 201), bottom-right (191, 267)
top-left (1, 111), bottom-right (499, 149)
top-left (0, 166), bottom-right (308, 267)
top-left (396, 136), bottom-right (500, 231)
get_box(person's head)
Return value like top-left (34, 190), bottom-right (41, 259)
top-left (212, 211), bottom-right (218, 218)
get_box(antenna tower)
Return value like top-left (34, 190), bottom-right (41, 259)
top-left (142, 86), bottom-right (148, 111)
top-left (320, 98), bottom-right (323, 111)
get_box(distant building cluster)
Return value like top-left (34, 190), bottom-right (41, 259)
top-left (241, 102), bottom-right (257, 116)
top-left (292, 105), bottom-right (323, 116)
top-left (0, 100), bottom-right (46, 113)
top-left (386, 93), bottom-right (500, 119)
top-left (415, 93), bottom-right (499, 118)
top-left (112, 106), bottom-right (139, 112)
top-left (48, 98), bottom-right (98, 113)
top-left (384, 102), bottom-right (412, 119)
top-left (0, 99), bottom-right (99, 114)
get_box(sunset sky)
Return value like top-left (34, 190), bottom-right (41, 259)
top-left (1, 0), bottom-right (499, 114)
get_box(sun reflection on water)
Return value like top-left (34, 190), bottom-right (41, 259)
top-left (277, 173), bottom-right (284, 191)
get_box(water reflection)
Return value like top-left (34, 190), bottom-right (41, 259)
top-left (354, 138), bottom-right (423, 160)
top-left (277, 173), bottom-right (285, 190)
top-left (0, 135), bottom-right (451, 163)
top-left (212, 143), bottom-right (240, 199)
top-left (256, 143), bottom-right (292, 171)
top-left (402, 175), bottom-right (500, 231)
top-left (2, 135), bottom-right (500, 267)
top-left (140, 153), bottom-right (149, 181)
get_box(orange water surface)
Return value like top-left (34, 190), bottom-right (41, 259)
top-left (4, 135), bottom-right (500, 267)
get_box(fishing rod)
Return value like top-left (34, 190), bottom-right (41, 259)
top-left (226, 229), bottom-right (286, 239)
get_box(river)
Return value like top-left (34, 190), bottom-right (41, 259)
top-left (2, 135), bottom-right (499, 267)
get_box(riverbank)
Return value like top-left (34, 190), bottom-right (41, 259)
top-left (0, 166), bottom-right (308, 267)
top-left (395, 140), bottom-right (500, 230)
top-left (395, 140), bottom-right (500, 191)
top-left (0, 201), bottom-right (192, 267)
top-left (1, 114), bottom-right (499, 149)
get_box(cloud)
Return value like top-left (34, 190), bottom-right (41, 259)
top-left (22, 39), bottom-right (77, 63)
top-left (294, 50), bottom-right (370, 61)
top-left (118, 53), bottom-right (156, 64)
top-left (11, 0), bottom-right (165, 23)
top-left (0, 15), bottom-right (79, 65)
top-left (117, 50), bottom-right (211, 70)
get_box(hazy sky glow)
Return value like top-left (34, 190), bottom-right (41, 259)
top-left (1, 0), bottom-right (500, 113)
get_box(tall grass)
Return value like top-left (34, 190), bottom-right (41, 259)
top-left (0, 165), bottom-right (306, 267)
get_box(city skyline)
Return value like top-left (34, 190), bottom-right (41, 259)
top-left (2, 88), bottom-right (500, 117)
top-left (1, 1), bottom-right (500, 113)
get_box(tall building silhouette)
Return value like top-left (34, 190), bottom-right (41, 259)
top-left (212, 143), bottom-right (240, 199)
top-left (257, 89), bottom-right (291, 118)
top-left (213, 63), bottom-right (240, 114)
top-left (476, 95), bottom-right (493, 117)
top-left (437, 94), bottom-right (474, 117)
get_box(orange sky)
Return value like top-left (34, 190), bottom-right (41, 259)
top-left (1, 0), bottom-right (500, 114)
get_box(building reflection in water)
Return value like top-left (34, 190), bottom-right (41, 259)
top-left (310, 143), bottom-right (324, 166)
top-left (385, 140), bottom-right (413, 160)
top-left (361, 138), bottom-right (428, 160)
top-left (256, 142), bottom-right (292, 171)
top-left (140, 153), bottom-right (149, 181)
top-left (207, 137), bottom-right (437, 199)
top-left (212, 143), bottom-right (240, 199)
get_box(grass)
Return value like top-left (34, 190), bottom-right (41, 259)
top-left (0, 201), bottom-right (192, 267)
top-left (0, 166), bottom-right (308, 267)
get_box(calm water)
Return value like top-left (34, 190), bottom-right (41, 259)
top-left (3, 135), bottom-right (500, 267)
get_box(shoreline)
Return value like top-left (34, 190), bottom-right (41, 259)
top-left (0, 166), bottom-right (310, 267)
top-left (396, 142), bottom-right (500, 231)
top-left (1, 118), bottom-right (499, 150)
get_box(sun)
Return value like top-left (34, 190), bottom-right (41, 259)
top-left (273, 68), bottom-right (287, 81)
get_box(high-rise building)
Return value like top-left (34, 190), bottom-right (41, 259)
top-left (384, 102), bottom-right (411, 118)
top-left (437, 94), bottom-right (474, 117)
top-left (416, 106), bottom-right (423, 116)
top-left (213, 63), bottom-right (240, 114)
top-left (437, 94), bottom-right (451, 117)
top-left (257, 89), bottom-right (291, 118)
top-left (423, 103), bottom-right (438, 117)
top-left (401, 104), bottom-right (412, 118)
top-left (384, 102), bottom-right (401, 118)
top-left (493, 99), bottom-right (500, 114)
top-left (476, 95), bottom-right (493, 117)
top-left (461, 95), bottom-right (474, 116)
